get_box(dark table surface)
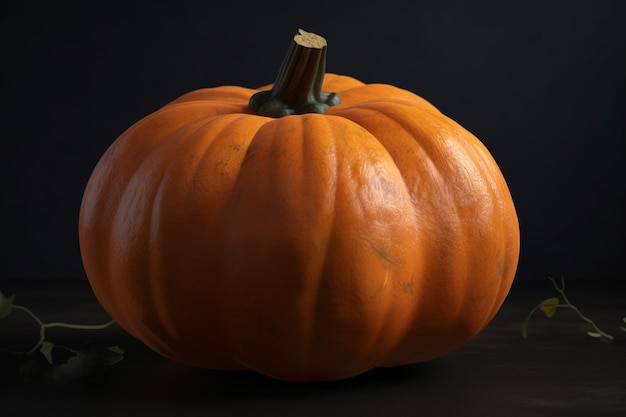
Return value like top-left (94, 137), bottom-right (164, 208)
top-left (1, 278), bottom-right (624, 417)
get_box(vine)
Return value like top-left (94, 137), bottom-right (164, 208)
top-left (522, 276), bottom-right (626, 342)
top-left (0, 290), bottom-right (123, 381)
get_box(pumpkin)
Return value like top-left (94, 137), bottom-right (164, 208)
top-left (79, 29), bottom-right (520, 382)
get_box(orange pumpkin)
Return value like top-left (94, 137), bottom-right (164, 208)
top-left (79, 30), bottom-right (519, 382)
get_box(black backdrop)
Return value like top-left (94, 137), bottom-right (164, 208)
top-left (1, 0), bottom-right (625, 282)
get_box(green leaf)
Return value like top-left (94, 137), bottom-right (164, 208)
top-left (51, 343), bottom-right (125, 382)
top-left (0, 290), bottom-right (15, 319)
top-left (107, 345), bottom-right (125, 356)
top-left (78, 340), bottom-right (124, 366)
top-left (40, 341), bottom-right (55, 364)
top-left (587, 331), bottom-right (614, 342)
top-left (539, 297), bottom-right (560, 318)
top-left (52, 355), bottom-right (97, 382)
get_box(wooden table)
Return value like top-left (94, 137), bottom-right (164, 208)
top-left (1, 279), bottom-right (624, 416)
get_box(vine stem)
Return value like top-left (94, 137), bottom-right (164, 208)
top-left (547, 276), bottom-right (613, 340)
top-left (521, 277), bottom-right (614, 341)
top-left (9, 304), bottom-right (116, 355)
top-left (521, 305), bottom-right (540, 339)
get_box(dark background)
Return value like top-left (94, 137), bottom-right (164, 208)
top-left (1, 0), bottom-right (625, 282)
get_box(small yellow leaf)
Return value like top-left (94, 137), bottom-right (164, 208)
top-left (40, 341), bottom-right (55, 364)
top-left (539, 297), bottom-right (560, 318)
top-left (107, 345), bottom-right (125, 355)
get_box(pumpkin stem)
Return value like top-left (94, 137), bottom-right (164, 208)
top-left (248, 29), bottom-right (340, 117)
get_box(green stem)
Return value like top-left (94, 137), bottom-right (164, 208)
top-left (12, 305), bottom-right (46, 354)
top-left (521, 304), bottom-right (540, 338)
top-left (548, 277), bottom-right (613, 340)
top-left (248, 29), bottom-right (340, 117)
top-left (10, 304), bottom-right (115, 355)
top-left (44, 321), bottom-right (116, 331)
top-left (522, 277), bottom-right (614, 341)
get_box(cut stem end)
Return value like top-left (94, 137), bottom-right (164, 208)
top-left (248, 29), bottom-right (340, 117)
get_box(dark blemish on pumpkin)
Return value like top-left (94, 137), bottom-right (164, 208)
top-left (402, 281), bottom-right (415, 295)
top-left (242, 148), bottom-right (256, 163)
top-left (494, 250), bottom-right (507, 279)
top-left (372, 246), bottom-right (394, 269)
top-left (499, 258), bottom-right (507, 279)
top-left (231, 190), bottom-right (242, 204)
